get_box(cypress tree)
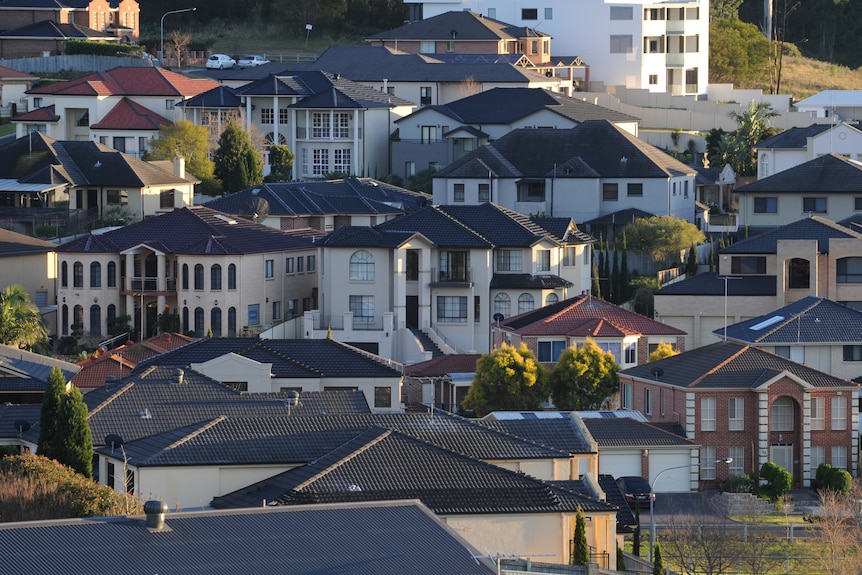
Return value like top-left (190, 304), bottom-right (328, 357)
top-left (708, 240), bottom-right (715, 273)
top-left (652, 542), bottom-right (665, 575)
top-left (616, 542), bottom-right (627, 572)
top-left (591, 245), bottom-right (601, 299)
top-left (686, 243), bottom-right (698, 276)
top-left (55, 386), bottom-right (94, 478)
top-left (611, 247), bottom-right (620, 304)
top-left (37, 366), bottom-right (66, 458)
top-left (620, 232), bottom-right (631, 303)
top-left (572, 506), bottom-right (589, 565)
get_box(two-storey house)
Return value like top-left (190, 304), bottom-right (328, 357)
top-left (754, 122), bottom-right (862, 180)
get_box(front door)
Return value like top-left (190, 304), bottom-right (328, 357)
top-left (770, 444), bottom-right (794, 481)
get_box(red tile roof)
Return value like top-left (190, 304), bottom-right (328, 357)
top-left (404, 354), bottom-right (482, 377)
top-left (12, 104), bottom-right (59, 123)
top-left (90, 98), bottom-right (173, 130)
top-left (72, 333), bottom-right (195, 388)
top-left (28, 67), bottom-right (219, 97)
top-left (0, 66), bottom-right (37, 81)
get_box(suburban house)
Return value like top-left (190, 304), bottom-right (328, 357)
top-left (491, 294), bottom-right (687, 369)
top-left (403, 353), bottom-right (482, 411)
top-left (0, 132), bottom-right (196, 233)
top-left (0, 343), bottom-right (79, 404)
top-left (54, 206), bottom-right (323, 341)
top-left (717, 296), bottom-right (862, 383)
top-left (654, 215), bottom-right (862, 349)
top-left (0, 65), bottom-right (37, 117)
top-left (178, 70), bottom-right (415, 181)
top-left (432, 120), bottom-right (697, 229)
top-left (392, 87), bottom-right (640, 179)
top-left (0, 500), bottom-right (498, 575)
top-left (0, 227), bottom-right (57, 331)
top-left (411, 0), bottom-right (710, 95)
top-left (310, 203), bottom-right (594, 362)
top-left (15, 66), bottom-right (219, 158)
top-left (754, 122), bottom-right (862, 179)
top-left (619, 341), bottom-right (860, 487)
top-left (202, 178), bottom-right (431, 232)
top-left (793, 90), bottom-right (862, 121)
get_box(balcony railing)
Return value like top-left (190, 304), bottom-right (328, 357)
top-left (431, 267), bottom-right (472, 285)
top-left (127, 276), bottom-right (176, 293)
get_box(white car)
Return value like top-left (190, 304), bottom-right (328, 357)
top-left (238, 54), bottom-right (270, 68)
top-left (206, 54), bottom-right (236, 70)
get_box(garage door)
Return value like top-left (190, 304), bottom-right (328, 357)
top-left (599, 450), bottom-right (642, 479)
top-left (649, 451), bottom-right (695, 492)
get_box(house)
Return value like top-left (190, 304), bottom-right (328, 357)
top-left (412, 0), bottom-right (710, 95)
top-left (0, 0), bottom-right (140, 48)
top-left (793, 90), bottom-right (862, 121)
top-left (432, 120), bottom-right (697, 229)
top-left (178, 70), bottom-right (415, 180)
top-left (753, 122), bottom-right (862, 179)
top-left (0, 227), bottom-right (57, 331)
top-left (202, 177), bottom-right (431, 232)
top-left (311, 203), bottom-right (594, 362)
top-left (403, 353), bottom-right (483, 411)
top-left (0, 500), bottom-right (498, 575)
top-left (0, 343), bottom-right (79, 404)
top-left (55, 206), bottom-right (324, 341)
top-left (0, 132), bottom-right (196, 232)
top-left (654, 215), bottom-right (862, 350)
top-left (491, 294), bottom-right (687, 369)
top-left (619, 341), bottom-right (860, 487)
top-left (0, 65), bottom-right (37, 117)
top-left (15, 66), bottom-right (219, 157)
top-left (716, 296), bottom-right (862, 383)
top-left (393, 87), bottom-right (640, 178)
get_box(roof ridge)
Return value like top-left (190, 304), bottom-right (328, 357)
top-left (86, 381), bottom-right (135, 419)
top-left (757, 297), bottom-right (822, 341)
top-left (162, 416), bottom-right (228, 452)
top-left (294, 427), bottom-right (392, 491)
top-left (688, 344), bottom-right (749, 388)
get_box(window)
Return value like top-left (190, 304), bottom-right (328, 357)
top-left (856, 197), bottom-right (862, 211)
top-left (165, 99), bottom-right (175, 111)
top-left (112, 137), bottom-right (126, 153)
top-left (247, 303), bottom-right (260, 326)
top-left (261, 108), bottom-right (274, 124)
top-left (684, 181), bottom-right (689, 198)
top-left (420, 86), bottom-right (432, 105)
top-left (313, 149), bottom-right (329, 176)
top-left (494, 293), bottom-right (511, 317)
top-left (228, 307), bottom-right (237, 336)
top-left (832, 445), bottom-right (848, 469)
top-left (731, 256), bottom-right (766, 274)
top-left (193, 264), bottom-right (204, 290)
top-left (753, 197), bottom-right (778, 213)
top-left (517, 181), bottom-right (545, 202)
top-left (531, 40), bottom-right (539, 54)
top-left (563, 247), bottom-right (577, 266)
top-left (760, 155), bottom-right (770, 178)
top-left (90, 305), bottom-right (101, 336)
top-left (437, 296), bottom-right (467, 323)
top-left (479, 183), bottom-right (490, 202)
top-left (649, 74), bottom-right (658, 85)
top-left (602, 183), bottom-right (619, 201)
top-left (544, 7), bottom-right (553, 19)
top-left (406, 250), bottom-right (419, 281)
top-left (73, 262), bottom-right (84, 288)
top-left (701, 446), bottom-right (717, 480)
top-left (627, 183), bottom-right (643, 196)
top-left (474, 295), bottom-right (480, 323)
top-left (107, 190), bottom-right (128, 205)
top-left (610, 35), bottom-right (633, 54)
top-left (624, 342), bottom-right (636, 364)
top-left (497, 249), bottom-right (522, 272)
top-left (211, 264), bottom-right (222, 290)
top-left (803, 197), bottom-right (827, 213)
top-left (312, 112), bottom-right (331, 138)
top-left (419, 41), bottom-right (435, 54)
top-left (90, 262), bottom-right (101, 288)
top-left (285, 258), bottom-right (294, 274)
top-left (375, 386), bottom-right (392, 408)
top-left (521, 8), bottom-right (538, 19)
top-left (104, 262), bottom-right (113, 287)
top-left (272, 301), bottom-right (281, 321)
top-left (265, 259), bottom-right (274, 278)
top-left (159, 189), bottom-right (174, 209)
top-left (228, 264), bottom-right (236, 290)
top-left (333, 149), bottom-right (351, 174)
top-left (61, 261), bottom-right (68, 287)
top-left (296, 257), bottom-right (304, 273)
top-left (307, 255), bottom-right (316, 272)
top-left (538, 340), bottom-right (567, 362)
top-left (453, 183), bottom-right (465, 202)
top-left (837, 258), bottom-right (862, 283)
top-left (536, 250), bottom-right (551, 272)
top-left (810, 396), bottom-right (825, 430)
top-left (770, 397), bottom-right (794, 431)
top-left (182, 264), bottom-right (189, 290)
top-left (844, 345), bottom-right (862, 361)
top-left (421, 125), bottom-right (437, 144)
top-left (644, 388), bottom-right (653, 415)
top-left (701, 397), bottom-right (716, 431)
top-left (610, 5), bottom-right (633, 19)
top-left (194, 307), bottom-right (204, 337)
top-left (211, 307), bottom-right (222, 337)
top-left (546, 293), bottom-right (559, 305)
top-left (728, 397), bottom-right (744, 431)
top-left (439, 251), bottom-right (468, 281)
top-left (622, 383), bottom-right (633, 409)
top-left (810, 445), bottom-right (825, 473)
top-left (487, 8), bottom-right (496, 18)
top-left (728, 447), bottom-right (744, 476)
top-left (788, 258), bottom-right (810, 289)
top-left (349, 250), bottom-right (375, 281)
top-left (831, 396), bottom-right (846, 430)
top-left (517, 293), bottom-right (535, 314)
top-left (446, 40), bottom-right (455, 52)
top-left (350, 295), bottom-right (375, 324)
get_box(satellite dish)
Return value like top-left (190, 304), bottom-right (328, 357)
top-left (237, 196), bottom-right (270, 223)
top-left (650, 367), bottom-right (664, 379)
top-left (13, 420), bottom-right (30, 435)
top-left (105, 434), bottom-right (124, 453)
top-left (493, 313), bottom-right (505, 322)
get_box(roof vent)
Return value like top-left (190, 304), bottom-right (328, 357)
top-left (139, 408), bottom-right (152, 419)
top-left (105, 434), bottom-right (123, 454)
top-left (650, 367), bottom-right (663, 380)
top-left (172, 368), bottom-right (184, 384)
top-left (620, 156), bottom-right (628, 165)
top-left (144, 500), bottom-right (169, 531)
top-left (14, 420), bottom-right (30, 437)
top-left (105, 375), bottom-right (117, 388)
top-left (347, 484), bottom-right (362, 492)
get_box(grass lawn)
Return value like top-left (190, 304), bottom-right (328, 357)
top-left (0, 123), bottom-right (15, 137)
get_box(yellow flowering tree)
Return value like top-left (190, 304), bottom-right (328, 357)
top-left (462, 343), bottom-right (548, 417)
top-left (550, 338), bottom-right (619, 411)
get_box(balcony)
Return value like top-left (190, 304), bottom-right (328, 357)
top-left (122, 276), bottom-right (176, 296)
top-left (430, 267), bottom-right (473, 287)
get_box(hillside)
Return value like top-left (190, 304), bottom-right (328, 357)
top-left (748, 55), bottom-right (862, 101)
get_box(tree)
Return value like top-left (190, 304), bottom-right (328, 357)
top-left (213, 119), bottom-right (264, 193)
top-left (759, 462), bottom-right (792, 501)
top-left (709, 19), bottom-right (770, 86)
top-left (0, 284), bottom-right (47, 349)
top-left (55, 386), bottom-right (93, 478)
top-left (727, 100), bottom-right (781, 176)
top-left (619, 233), bottom-right (631, 303)
top-left (648, 341), bottom-right (679, 362)
top-left (572, 506), bottom-right (589, 565)
top-left (618, 216), bottom-right (705, 267)
top-left (264, 143), bottom-right (295, 182)
top-left (157, 312), bottom-right (181, 334)
top-left (169, 29), bottom-right (192, 68)
top-left (37, 366), bottom-right (66, 459)
top-left (652, 542), bottom-right (665, 575)
top-left (549, 338), bottom-right (619, 411)
top-left (811, 488), bottom-right (862, 575)
top-left (145, 120), bottom-right (215, 184)
top-left (686, 243), bottom-right (698, 276)
top-left (462, 343), bottom-right (547, 417)
top-left (591, 245), bottom-right (601, 298)
top-left (616, 542), bottom-right (627, 572)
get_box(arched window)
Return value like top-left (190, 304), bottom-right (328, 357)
top-left (349, 250), bottom-right (375, 281)
top-left (771, 397), bottom-right (794, 431)
top-left (73, 305), bottom-right (84, 329)
top-left (61, 261), bottom-right (68, 287)
top-left (211, 307), bottom-right (222, 337)
top-left (518, 293), bottom-right (535, 314)
top-left (107, 261), bottom-right (116, 287)
top-left (62, 304), bottom-right (69, 335)
top-left (265, 132), bottom-right (287, 147)
top-left (760, 154), bottom-right (770, 178)
top-left (788, 258), bottom-right (810, 289)
top-left (107, 304), bottom-right (116, 333)
top-left (228, 307), bottom-right (237, 337)
top-left (194, 307), bottom-right (204, 337)
top-left (494, 293), bottom-right (511, 318)
top-left (182, 264), bottom-right (189, 290)
top-left (90, 304), bottom-right (101, 336)
top-left (90, 262), bottom-right (101, 288)
top-left (194, 264), bottom-right (204, 290)
top-left (227, 264), bottom-right (237, 289)
top-left (182, 306), bottom-right (189, 333)
top-left (211, 264), bottom-right (222, 290)
top-left (545, 293), bottom-right (559, 305)
top-left (73, 262), bottom-right (84, 288)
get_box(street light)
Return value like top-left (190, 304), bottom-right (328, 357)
top-left (719, 275), bottom-right (741, 341)
top-left (161, 8), bottom-right (197, 66)
top-left (648, 457), bottom-right (732, 562)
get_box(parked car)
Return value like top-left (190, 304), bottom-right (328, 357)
top-left (206, 54), bottom-right (236, 70)
top-left (238, 54), bottom-right (270, 68)
top-left (616, 476), bottom-right (655, 509)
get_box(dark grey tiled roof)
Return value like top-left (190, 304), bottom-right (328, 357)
top-left (597, 475), bottom-right (638, 531)
top-left (581, 418), bottom-right (695, 448)
top-left (439, 203), bottom-right (572, 245)
top-left (367, 10), bottom-right (549, 41)
top-left (0, 501), bottom-right (496, 575)
top-left (583, 207), bottom-right (655, 226)
top-left (477, 415), bottom-right (595, 454)
top-left (621, 341), bottom-right (858, 390)
top-left (0, 344), bottom-right (79, 383)
top-left (0, 404), bottom-right (41, 439)
top-left (720, 296), bottom-right (862, 344)
top-left (754, 124), bottom-right (835, 149)
top-left (530, 216), bottom-right (594, 244)
top-left (720, 215), bottom-right (862, 254)
top-left (0, 20), bottom-right (107, 40)
top-left (0, 228), bottom-right (55, 256)
top-left (489, 273), bottom-right (573, 289)
top-left (735, 154), bottom-right (862, 193)
top-left (212, 428), bottom-right (617, 515)
top-left (176, 85), bottom-right (241, 109)
top-left (655, 273), bottom-right (777, 296)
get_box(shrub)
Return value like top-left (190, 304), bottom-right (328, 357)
top-left (759, 462), bottom-right (792, 500)
top-left (815, 463), bottom-right (852, 495)
top-left (722, 474), bottom-right (756, 494)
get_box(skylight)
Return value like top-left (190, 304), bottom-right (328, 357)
top-left (749, 315), bottom-right (784, 331)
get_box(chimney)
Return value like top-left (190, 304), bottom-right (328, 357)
top-left (173, 156), bottom-right (185, 179)
top-left (144, 500), bottom-right (169, 531)
top-left (172, 368), bottom-right (184, 384)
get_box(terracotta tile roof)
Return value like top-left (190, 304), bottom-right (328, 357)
top-left (27, 66), bottom-right (219, 97)
top-left (90, 98), bottom-right (172, 130)
top-left (0, 65), bottom-right (37, 80)
top-left (404, 354), bottom-right (482, 377)
top-left (12, 104), bottom-right (60, 123)
top-left (0, 227), bottom-right (55, 256)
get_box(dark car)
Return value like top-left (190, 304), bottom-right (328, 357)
top-left (616, 476), bottom-right (655, 509)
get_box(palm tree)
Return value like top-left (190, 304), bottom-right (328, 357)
top-left (726, 100), bottom-right (781, 176)
top-left (0, 284), bottom-right (47, 349)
